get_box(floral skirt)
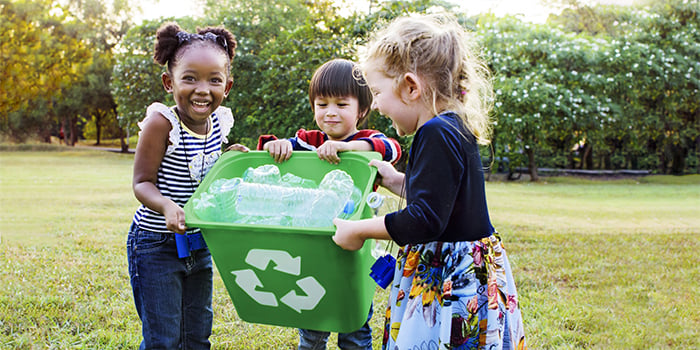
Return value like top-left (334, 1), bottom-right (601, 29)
top-left (382, 234), bottom-right (527, 350)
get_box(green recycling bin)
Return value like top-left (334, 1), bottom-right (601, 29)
top-left (184, 151), bottom-right (380, 333)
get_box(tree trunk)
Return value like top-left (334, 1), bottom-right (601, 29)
top-left (69, 116), bottom-right (79, 146)
top-left (526, 147), bottom-right (539, 182)
top-left (95, 118), bottom-right (102, 145)
top-left (119, 127), bottom-right (130, 153)
top-left (584, 144), bottom-right (594, 169)
top-left (40, 128), bottom-right (52, 143)
top-left (670, 144), bottom-right (686, 175)
top-left (95, 111), bottom-right (106, 146)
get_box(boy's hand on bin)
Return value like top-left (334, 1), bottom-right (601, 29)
top-left (263, 139), bottom-right (293, 163)
top-left (316, 141), bottom-right (345, 164)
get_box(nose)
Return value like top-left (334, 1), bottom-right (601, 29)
top-left (325, 105), bottom-right (338, 117)
top-left (371, 100), bottom-right (378, 111)
top-left (194, 81), bottom-right (209, 94)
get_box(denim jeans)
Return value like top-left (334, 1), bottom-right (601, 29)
top-left (298, 303), bottom-right (373, 350)
top-left (127, 223), bottom-right (213, 349)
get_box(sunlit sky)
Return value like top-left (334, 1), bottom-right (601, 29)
top-left (137, 0), bottom-right (640, 24)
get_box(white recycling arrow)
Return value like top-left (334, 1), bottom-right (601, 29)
top-left (230, 269), bottom-right (278, 307)
top-left (245, 249), bottom-right (301, 276)
top-left (280, 276), bottom-right (326, 313)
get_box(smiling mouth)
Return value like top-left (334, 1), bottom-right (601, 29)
top-left (193, 101), bottom-right (210, 107)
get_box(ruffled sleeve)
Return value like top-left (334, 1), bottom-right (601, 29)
top-left (215, 106), bottom-right (234, 144)
top-left (138, 102), bottom-right (181, 155)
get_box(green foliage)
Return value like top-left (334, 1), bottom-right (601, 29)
top-left (3, 0), bottom-right (699, 173)
top-left (479, 0), bottom-right (699, 176)
top-left (111, 20), bottom-right (172, 137)
top-left (0, 0), bottom-right (92, 141)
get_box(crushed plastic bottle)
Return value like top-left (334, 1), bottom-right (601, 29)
top-left (366, 191), bottom-right (402, 259)
top-left (280, 173), bottom-right (317, 188)
top-left (242, 164), bottom-right (281, 184)
top-left (193, 165), bottom-right (361, 228)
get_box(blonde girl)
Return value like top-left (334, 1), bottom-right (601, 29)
top-left (332, 14), bottom-right (527, 349)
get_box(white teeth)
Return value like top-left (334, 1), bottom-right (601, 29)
top-left (193, 101), bottom-right (209, 107)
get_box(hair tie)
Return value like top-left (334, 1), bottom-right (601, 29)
top-left (176, 31), bottom-right (228, 53)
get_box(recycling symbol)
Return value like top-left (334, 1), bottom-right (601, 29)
top-left (231, 249), bottom-right (326, 313)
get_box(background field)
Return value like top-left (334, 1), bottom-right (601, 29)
top-left (1, 149), bottom-right (699, 349)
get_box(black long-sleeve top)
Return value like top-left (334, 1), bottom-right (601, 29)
top-left (384, 112), bottom-right (494, 245)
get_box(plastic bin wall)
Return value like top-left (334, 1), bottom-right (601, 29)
top-left (184, 151), bottom-right (380, 333)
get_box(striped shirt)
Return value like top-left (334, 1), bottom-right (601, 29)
top-left (257, 129), bottom-right (402, 164)
top-left (132, 103), bottom-right (233, 234)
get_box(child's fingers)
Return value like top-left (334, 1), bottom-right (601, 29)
top-left (226, 144), bottom-right (249, 152)
top-left (317, 143), bottom-right (341, 164)
top-left (368, 159), bottom-right (384, 168)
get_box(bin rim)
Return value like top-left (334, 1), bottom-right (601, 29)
top-left (184, 150), bottom-right (381, 233)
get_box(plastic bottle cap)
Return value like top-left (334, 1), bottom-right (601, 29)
top-left (343, 200), bottom-right (355, 214)
top-left (366, 192), bottom-right (384, 209)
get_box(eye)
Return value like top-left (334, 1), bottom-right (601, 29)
top-left (211, 77), bottom-right (223, 84)
top-left (183, 75), bottom-right (195, 82)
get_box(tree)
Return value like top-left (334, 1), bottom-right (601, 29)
top-left (480, 16), bottom-right (611, 180)
top-left (548, 0), bottom-right (699, 174)
top-left (111, 19), bottom-right (174, 149)
top-left (57, 0), bottom-right (136, 148)
top-left (0, 0), bottom-right (91, 142)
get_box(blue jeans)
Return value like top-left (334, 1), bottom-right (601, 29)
top-left (127, 223), bottom-right (213, 349)
top-left (298, 303), bottom-right (373, 350)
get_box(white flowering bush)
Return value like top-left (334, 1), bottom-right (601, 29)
top-left (478, 0), bottom-right (698, 177)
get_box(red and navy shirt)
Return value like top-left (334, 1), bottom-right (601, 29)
top-left (257, 129), bottom-right (402, 164)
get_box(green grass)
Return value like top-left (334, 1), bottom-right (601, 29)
top-left (1, 151), bottom-right (699, 349)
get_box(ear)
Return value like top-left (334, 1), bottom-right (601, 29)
top-left (358, 106), bottom-right (370, 120)
top-left (400, 72), bottom-right (422, 102)
top-left (223, 77), bottom-right (233, 98)
top-left (161, 72), bottom-right (173, 93)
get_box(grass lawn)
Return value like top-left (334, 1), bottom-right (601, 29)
top-left (1, 149), bottom-right (699, 349)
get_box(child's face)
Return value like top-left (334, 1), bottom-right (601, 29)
top-left (313, 95), bottom-right (361, 140)
top-left (365, 67), bottom-right (416, 137)
top-left (163, 45), bottom-right (232, 127)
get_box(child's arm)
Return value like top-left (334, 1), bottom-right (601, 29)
top-left (316, 140), bottom-right (371, 164)
top-left (332, 216), bottom-right (391, 251)
top-left (132, 112), bottom-right (187, 234)
top-left (369, 159), bottom-right (405, 197)
top-left (356, 131), bottom-right (402, 164)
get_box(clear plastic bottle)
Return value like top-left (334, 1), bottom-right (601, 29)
top-left (211, 177), bottom-right (244, 222)
top-left (366, 191), bottom-right (401, 259)
top-left (192, 192), bottom-right (218, 221)
top-left (242, 164), bottom-right (281, 184)
top-left (197, 168), bottom-right (358, 227)
top-left (319, 169), bottom-right (354, 200)
top-left (280, 172), bottom-right (317, 189)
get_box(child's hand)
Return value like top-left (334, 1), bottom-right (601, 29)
top-left (369, 159), bottom-right (405, 196)
top-left (316, 141), bottom-right (347, 164)
top-left (263, 139), bottom-right (293, 163)
top-left (226, 143), bottom-right (250, 152)
top-left (164, 202), bottom-right (187, 234)
top-left (369, 159), bottom-right (397, 185)
top-left (332, 218), bottom-right (365, 251)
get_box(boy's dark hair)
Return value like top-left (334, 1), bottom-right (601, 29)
top-left (153, 22), bottom-right (237, 73)
top-left (309, 59), bottom-right (373, 126)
